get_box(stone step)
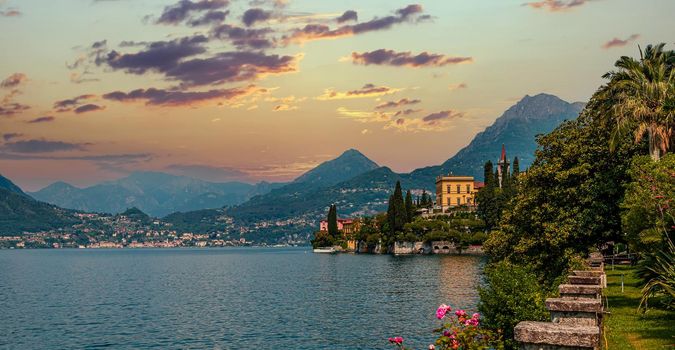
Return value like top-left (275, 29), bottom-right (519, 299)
top-left (568, 275), bottom-right (602, 285)
top-left (514, 321), bottom-right (600, 349)
top-left (573, 270), bottom-right (604, 277)
top-left (559, 284), bottom-right (602, 299)
top-left (546, 298), bottom-right (602, 313)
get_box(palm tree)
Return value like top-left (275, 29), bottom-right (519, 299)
top-left (602, 43), bottom-right (674, 161)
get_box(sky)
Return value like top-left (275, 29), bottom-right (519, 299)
top-left (0, 0), bottom-right (673, 191)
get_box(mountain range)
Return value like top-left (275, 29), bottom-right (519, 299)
top-left (3, 93), bottom-right (585, 239)
top-left (168, 93), bottom-right (586, 231)
top-left (30, 172), bottom-right (285, 217)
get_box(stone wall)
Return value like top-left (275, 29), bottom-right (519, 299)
top-left (514, 253), bottom-right (606, 350)
top-left (392, 242), bottom-right (430, 255)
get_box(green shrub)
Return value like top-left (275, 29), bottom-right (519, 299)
top-left (478, 261), bottom-right (549, 349)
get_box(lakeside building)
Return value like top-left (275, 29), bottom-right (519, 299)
top-left (435, 175), bottom-right (484, 211)
top-left (497, 144), bottom-right (510, 188)
top-left (319, 218), bottom-right (361, 250)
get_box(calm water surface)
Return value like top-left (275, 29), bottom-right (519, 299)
top-left (0, 247), bottom-right (484, 349)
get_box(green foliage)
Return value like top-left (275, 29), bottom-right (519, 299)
top-left (404, 190), bottom-right (414, 223)
top-left (386, 181), bottom-right (408, 241)
top-left (478, 261), bottom-right (549, 349)
top-left (484, 91), bottom-right (646, 284)
top-left (636, 237), bottom-right (675, 311)
top-left (621, 154), bottom-right (675, 252)
top-left (0, 188), bottom-right (79, 235)
top-left (311, 230), bottom-right (334, 248)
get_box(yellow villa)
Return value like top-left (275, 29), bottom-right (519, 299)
top-left (435, 174), bottom-right (484, 211)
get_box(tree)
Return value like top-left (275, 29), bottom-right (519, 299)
top-left (477, 161), bottom-right (501, 231)
top-left (405, 190), bottom-right (414, 223)
top-left (483, 160), bottom-right (494, 186)
top-left (602, 43), bottom-right (674, 161)
top-left (512, 157), bottom-right (520, 178)
top-left (387, 181), bottom-right (407, 238)
top-left (327, 204), bottom-right (338, 238)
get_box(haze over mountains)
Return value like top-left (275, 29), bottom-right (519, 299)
top-left (30, 172), bottom-right (285, 217)
top-left (6, 93), bottom-right (585, 240)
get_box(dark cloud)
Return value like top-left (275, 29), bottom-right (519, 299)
top-left (375, 98), bottom-right (421, 109)
top-left (212, 24), bottom-right (275, 49)
top-left (1, 73), bottom-right (27, 89)
top-left (284, 4), bottom-right (426, 44)
top-left (394, 109), bottom-right (421, 117)
top-left (101, 35), bottom-right (208, 74)
top-left (2, 133), bottom-right (22, 141)
top-left (348, 84), bottom-right (392, 96)
top-left (53, 94), bottom-right (97, 112)
top-left (242, 8), bottom-right (272, 26)
top-left (188, 10), bottom-right (229, 26)
top-left (0, 152), bottom-right (153, 164)
top-left (602, 34), bottom-right (640, 49)
top-left (103, 85), bottom-right (262, 106)
top-left (352, 49), bottom-right (472, 67)
top-left (27, 116), bottom-right (55, 123)
top-left (524, 0), bottom-right (592, 11)
top-left (1, 139), bottom-right (89, 153)
top-left (422, 110), bottom-right (463, 123)
top-left (74, 104), bottom-right (105, 114)
top-left (248, 0), bottom-right (287, 8)
top-left (156, 0), bottom-right (229, 25)
top-left (336, 10), bottom-right (357, 23)
top-left (0, 102), bottom-right (30, 117)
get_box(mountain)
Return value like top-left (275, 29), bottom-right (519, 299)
top-left (30, 172), bottom-right (285, 217)
top-left (0, 178), bottom-right (78, 235)
top-left (0, 173), bottom-right (27, 196)
top-left (408, 93), bottom-right (585, 183)
top-left (293, 149), bottom-right (379, 187)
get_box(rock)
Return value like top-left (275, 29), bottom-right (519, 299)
top-left (514, 321), bottom-right (600, 349)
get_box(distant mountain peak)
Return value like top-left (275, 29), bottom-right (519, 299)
top-left (292, 149), bottom-right (379, 187)
top-left (0, 173), bottom-right (27, 196)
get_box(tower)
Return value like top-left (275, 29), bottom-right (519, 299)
top-left (497, 144), bottom-right (510, 188)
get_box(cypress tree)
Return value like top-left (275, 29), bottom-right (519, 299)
top-left (327, 204), bottom-right (338, 238)
top-left (391, 181), bottom-right (406, 233)
top-left (484, 160), bottom-right (494, 186)
top-left (405, 190), bottom-right (414, 223)
top-left (512, 157), bottom-right (520, 177)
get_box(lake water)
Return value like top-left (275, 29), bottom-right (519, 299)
top-left (0, 247), bottom-right (485, 349)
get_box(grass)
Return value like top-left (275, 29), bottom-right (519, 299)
top-left (604, 265), bottom-right (674, 349)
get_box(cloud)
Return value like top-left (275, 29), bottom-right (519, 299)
top-left (101, 38), bottom-right (300, 87)
top-left (165, 163), bottom-right (250, 182)
top-left (1, 139), bottom-right (89, 153)
top-left (0, 9), bottom-right (21, 17)
top-left (101, 35), bottom-right (208, 75)
top-left (156, 0), bottom-right (229, 25)
top-left (1, 73), bottom-right (27, 89)
top-left (317, 83), bottom-right (401, 100)
top-left (188, 10), bottom-right (229, 26)
top-left (27, 116), bottom-right (55, 123)
top-left (351, 49), bottom-right (472, 67)
top-left (394, 108), bottom-right (421, 117)
top-left (242, 8), bottom-right (272, 26)
top-left (524, 0), bottom-right (593, 12)
top-left (74, 104), bottom-right (105, 114)
top-left (283, 4), bottom-right (427, 45)
top-left (336, 10), bottom-right (357, 23)
top-left (212, 24), bottom-right (275, 49)
top-left (422, 110), bottom-right (462, 123)
top-left (2, 133), bottom-right (22, 141)
top-left (602, 34), bottom-right (640, 49)
top-left (53, 94), bottom-right (97, 112)
top-left (0, 102), bottom-right (30, 117)
top-left (375, 98), bottom-right (421, 109)
top-left (103, 85), bottom-right (263, 106)
top-left (336, 107), bottom-right (391, 123)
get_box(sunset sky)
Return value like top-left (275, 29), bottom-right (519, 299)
top-left (1, 0), bottom-right (673, 190)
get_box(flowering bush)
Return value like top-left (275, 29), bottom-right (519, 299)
top-left (389, 304), bottom-right (503, 350)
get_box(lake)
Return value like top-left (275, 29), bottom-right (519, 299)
top-left (0, 247), bottom-right (485, 349)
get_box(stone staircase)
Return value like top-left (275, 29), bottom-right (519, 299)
top-left (514, 253), bottom-right (606, 350)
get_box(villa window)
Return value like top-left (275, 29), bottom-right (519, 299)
top-left (456, 185), bottom-right (461, 193)
top-left (457, 198), bottom-right (461, 206)
top-left (447, 185), bottom-right (451, 193)
top-left (466, 184), bottom-right (471, 193)
top-left (447, 198), bottom-right (452, 206)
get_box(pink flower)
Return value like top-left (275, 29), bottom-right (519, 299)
top-left (428, 345), bottom-right (436, 350)
top-left (472, 313), bottom-right (480, 320)
top-left (436, 304), bottom-right (451, 319)
top-left (388, 337), bottom-right (404, 344)
top-left (455, 309), bottom-right (467, 317)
